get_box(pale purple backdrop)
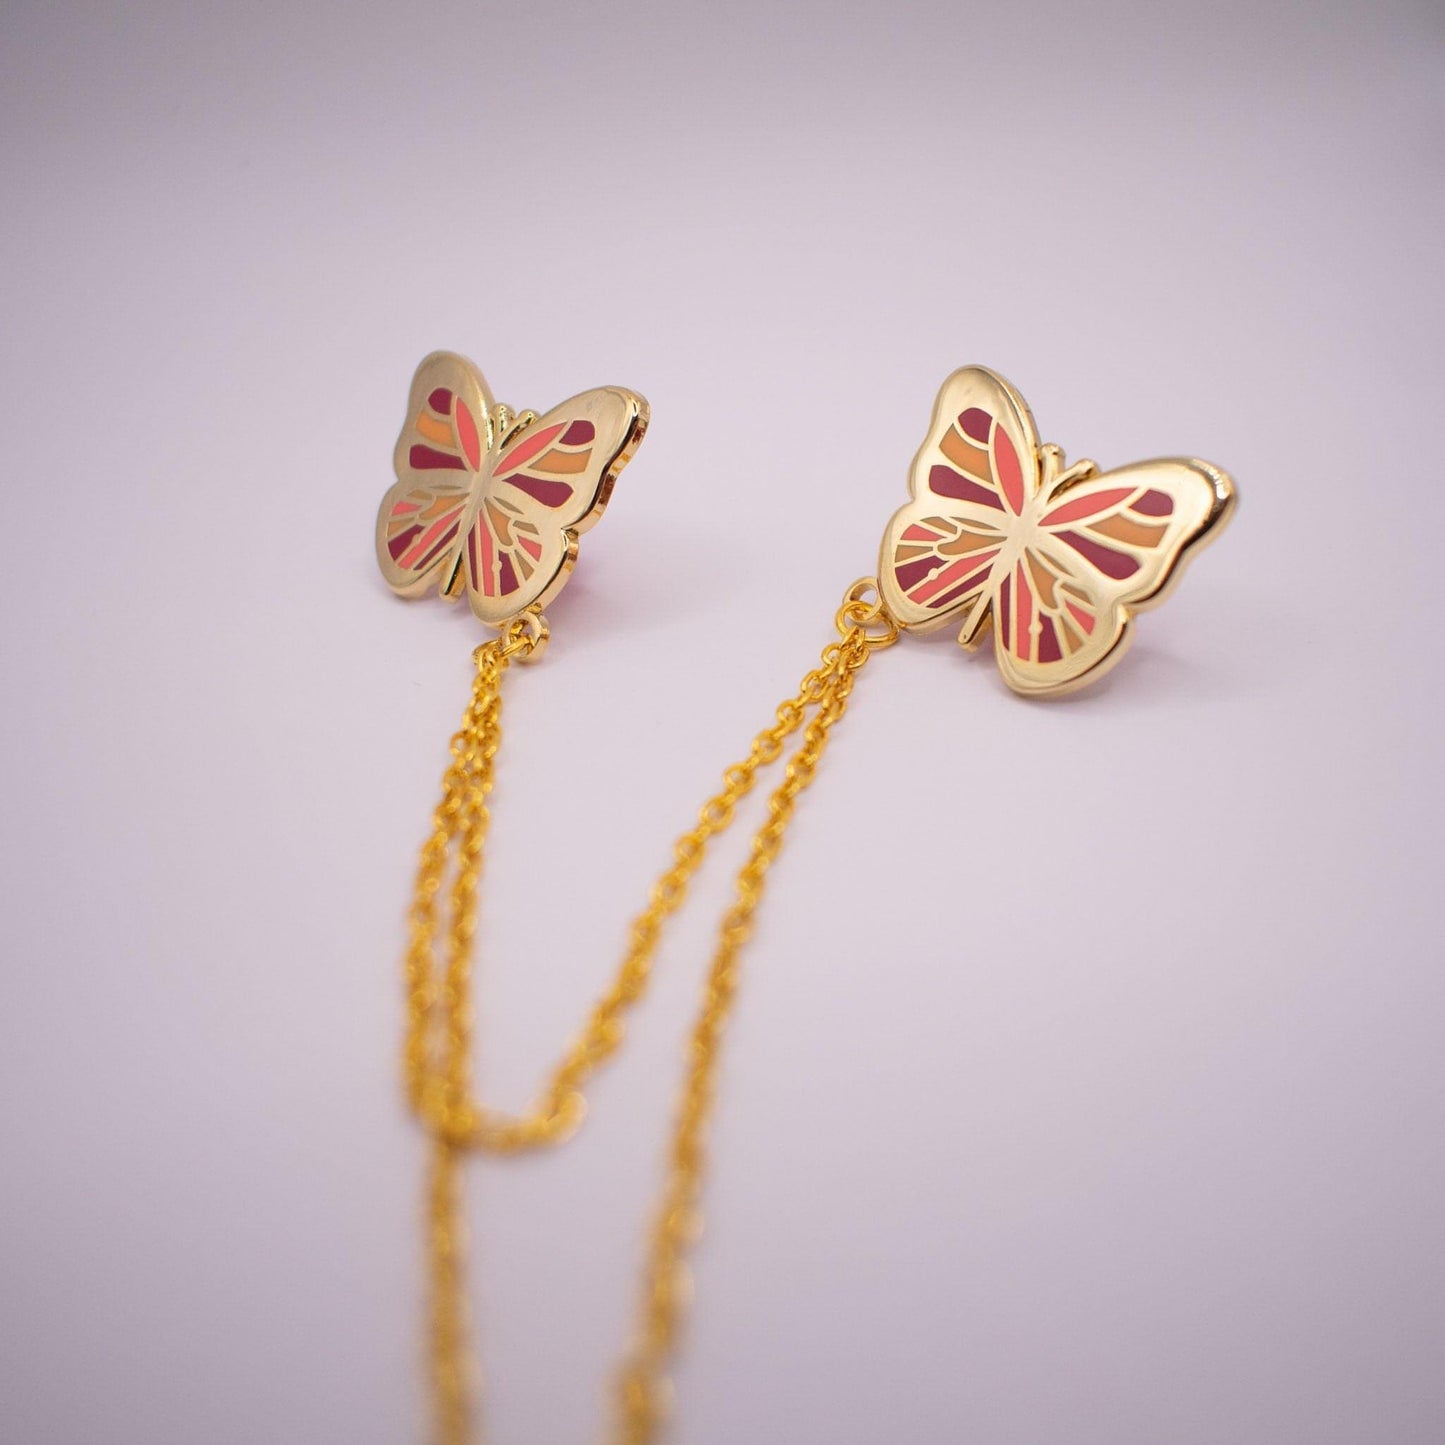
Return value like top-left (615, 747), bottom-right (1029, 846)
top-left (1, 2), bottom-right (1442, 1442)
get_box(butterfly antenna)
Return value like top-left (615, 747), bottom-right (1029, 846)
top-left (494, 406), bottom-right (538, 448)
top-left (1040, 442), bottom-right (1098, 490)
top-left (1055, 458), bottom-right (1099, 487)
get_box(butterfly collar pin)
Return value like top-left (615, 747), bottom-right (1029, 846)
top-left (879, 366), bottom-right (1236, 696)
top-left (377, 352), bottom-right (649, 624)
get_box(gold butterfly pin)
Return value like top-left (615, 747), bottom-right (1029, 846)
top-left (377, 352), bottom-right (649, 627)
top-left (878, 366), bottom-right (1235, 696)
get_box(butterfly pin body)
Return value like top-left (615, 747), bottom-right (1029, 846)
top-left (376, 352), bottom-right (649, 626)
top-left (879, 367), bottom-right (1235, 697)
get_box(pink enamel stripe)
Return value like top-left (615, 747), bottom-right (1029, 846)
top-left (519, 537), bottom-right (542, 560)
top-left (1014, 561), bottom-right (1033, 660)
top-left (1065, 600), bottom-right (1096, 635)
top-left (399, 513), bottom-right (458, 568)
top-left (492, 423), bottom-right (566, 479)
top-left (910, 550), bottom-right (999, 603)
top-left (390, 500), bottom-right (420, 516)
top-left (455, 401), bottom-right (483, 470)
top-left (1041, 487), bottom-right (1135, 527)
top-left (993, 425), bottom-right (1025, 514)
top-left (478, 519), bottom-right (496, 596)
top-left (902, 523), bottom-right (942, 542)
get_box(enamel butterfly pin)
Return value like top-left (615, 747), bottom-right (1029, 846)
top-left (878, 366), bottom-right (1235, 696)
top-left (376, 352), bottom-right (649, 625)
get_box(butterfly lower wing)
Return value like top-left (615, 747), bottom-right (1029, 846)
top-left (463, 386), bottom-right (648, 625)
top-left (879, 366), bottom-right (1041, 633)
top-left (460, 493), bottom-right (574, 625)
top-left (376, 353), bottom-right (495, 598)
top-left (992, 458), bottom-right (1235, 696)
top-left (880, 500), bottom-right (1010, 631)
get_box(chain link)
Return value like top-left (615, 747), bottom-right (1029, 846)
top-left (406, 584), bottom-right (898, 1445)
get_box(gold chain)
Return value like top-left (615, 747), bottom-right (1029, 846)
top-left (404, 600), bottom-right (875, 1152)
top-left (610, 600), bottom-right (892, 1442)
top-left (407, 581), bottom-right (898, 1444)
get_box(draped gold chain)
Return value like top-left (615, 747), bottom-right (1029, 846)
top-left (403, 581), bottom-right (897, 1444)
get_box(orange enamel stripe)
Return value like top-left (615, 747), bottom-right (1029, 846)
top-left (940, 428), bottom-right (991, 480)
top-left (531, 448), bottom-right (589, 475)
top-left (1088, 514), bottom-right (1169, 548)
top-left (485, 499), bottom-right (514, 545)
top-left (416, 413), bottom-right (453, 447)
top-left (1026, 551), bottom-right (1059, 609)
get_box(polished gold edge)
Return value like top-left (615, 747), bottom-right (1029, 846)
top-left (517, 390), bottom-right (650, 623)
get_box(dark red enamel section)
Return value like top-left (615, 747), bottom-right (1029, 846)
top-left (1058, 530), bottom-right (1142, 579)
top-left (428, 388), bottom-right (453, 414)
top-left (388, 525), bottom-right (422, 560)
top-left (1037, 615), bottom-right (1062, 663)
top-left (1133, 489), bottom-right (1175, 516)
top-left (895, 556), bottom-right (946, 591)
top-left (561, 419), bottom-right (596, 446)
top-left (409, 445), bottom-right (464, 470)
top-left (928, 465), bottom-right (1003, 510)
top-left (415, 524), bottom-right (460, 570)
top-left (507, 475), bottom-right (574, 509)
top-left (498, 554), bottom-right (520, 594)
top-left (959, 408), bottom-right (991, 443)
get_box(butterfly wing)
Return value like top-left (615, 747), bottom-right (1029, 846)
top-left (878, 367), bottom-right (1040, 636)
top-left (991, 459), bottom-right (1236, 696)
top-left (376, 352), bottom-right (496, 599)
top-left (460, 387), bottom-right (648, 625)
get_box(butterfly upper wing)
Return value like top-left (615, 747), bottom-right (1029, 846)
top-left (878, 367), bottom-right (1040, 634)
top-left (376, 352), bottom-right (496, 599)
top-left (460, 386), bottom-right (648, 625)
top-left (992, 458), bottom-right (1236, 696)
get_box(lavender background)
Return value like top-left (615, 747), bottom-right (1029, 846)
top-left (2, 2), bottom-right (1442, 1441)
